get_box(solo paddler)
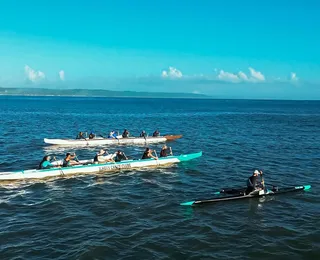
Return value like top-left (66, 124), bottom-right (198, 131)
top-left (246, 169), bottom-right (263, 194)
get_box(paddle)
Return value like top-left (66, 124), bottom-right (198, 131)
top-left (143, 132), bottom-right (147, 142)
top-left (154, 150), bottom-right (159, 163)
top-left (259, 170), bottom-right (266, 192)
top-left (139, 130), bottom-right (147, 142)
top-left (72, 153), bottom-right (79, 162)
top-left (76, 132), bottom-right (88, 141)
top-left (122, 152), bottom-right (129, 160)
top-left (51, 156), bottom-right (63, 168)
top-left (170, 147), bottom-right (173, 156)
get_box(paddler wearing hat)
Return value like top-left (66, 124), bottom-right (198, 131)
top-left (93, 149), bottom-right (116, 164)
top-left (246, 169), bottom-right (263, 194)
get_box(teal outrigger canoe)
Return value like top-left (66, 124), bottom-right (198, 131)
top-left (0, 151), bottom-right (202, 181)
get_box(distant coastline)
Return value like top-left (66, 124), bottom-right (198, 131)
top-left (0, 87), bottom-right (209, 99)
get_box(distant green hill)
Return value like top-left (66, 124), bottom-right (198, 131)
top-left (0, 87), bottom-right (208, 98)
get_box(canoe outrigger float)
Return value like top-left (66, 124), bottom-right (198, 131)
top-left (180, 184), bottom-right (311, 206)
top-left (0, 151), bottom-right (202, 181)
top-left (44, 135), bottom-right (182, 146)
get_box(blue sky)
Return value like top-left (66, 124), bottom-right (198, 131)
top-left (0, 0), bottom-right (320, 99)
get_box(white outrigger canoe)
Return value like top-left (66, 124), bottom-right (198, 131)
top-left (44, 135), bottom-right (182, 146)
top-left (0, 151), bottom-right (202, 181)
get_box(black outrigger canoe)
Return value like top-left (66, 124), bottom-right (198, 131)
top-left (180, 185), bottom-right (311, 206)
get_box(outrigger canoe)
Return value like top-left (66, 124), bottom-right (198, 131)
top-left (0, 151), bottom-right (202, 181)
top-left (44, 135), bottom-right (182, 146)
top-left (180, 184), bottom-right (311, 206)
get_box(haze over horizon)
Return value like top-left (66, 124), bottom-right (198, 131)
top-left (1, 0), bottom-right (319, 99)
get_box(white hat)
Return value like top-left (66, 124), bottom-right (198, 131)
top-left (98, 149), bottom-right (106, 155)
top-left (254, 170), bottom-right (260, 175)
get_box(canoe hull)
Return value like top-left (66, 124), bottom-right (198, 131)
top-left (44, 135), bottom-right (182, 146)
top-left (0, 151), bottom-right (202, 181)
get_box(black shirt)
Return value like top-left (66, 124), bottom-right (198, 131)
top-left (160, 149), bottom-right (168, 157)
top-left (142, 152), bottom-right (150, 159)
top-left (62, 159), bottom-right (70, 167)
top-left (247, 175), bottom-right (258, 188)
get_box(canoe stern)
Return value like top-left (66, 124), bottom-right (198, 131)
top-left (164, 135), bottom-right (183, 141)
top-left (178, 151), bottom-right (202, 162)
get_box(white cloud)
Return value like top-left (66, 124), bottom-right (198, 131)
top-left (59, 70), bottom-right (65, 81)
top-left (161, 67), bottom-right (183, 78)
top-left (24, 65), bottom-right (45, 82)
top-left (217, 70), bottom-right (240, 83)
top-left (290, 72), bottom-right (298, 82)
top-left (238, 71), bottom-right (248, 81)
top-left (249, 67), bottom-right (265, 82)
top-left (217, 67), bottom-right (265, 83)
top-left (161, 70), bottom-right (168, 77)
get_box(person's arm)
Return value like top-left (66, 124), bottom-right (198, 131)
top-left (111, 153), bottom-right (117, 161)
top-left (70, 160), bottom-right (79, 165)
top-left (70, 155), bottom-right (80, 165)
top-left (97, 156), bottom-right (104, 163)
top-left (48, 162), bottom-right (54, 168)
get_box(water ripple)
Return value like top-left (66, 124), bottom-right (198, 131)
top-left (0, 97), bottom-right (319, 259)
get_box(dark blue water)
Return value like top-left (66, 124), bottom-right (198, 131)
top-left (0, 96), bottom-right (319, 260)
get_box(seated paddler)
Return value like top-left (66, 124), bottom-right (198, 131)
top-left (246, 169), bottom-right (263, 194)
top-left (152, 129), bottom-right (160, 137)
top-left (159, 145), bottom-right (172, 157)
top-left (142, 148), bottom-right (158, 160)
top-left (122, 129), bottom-right (130, 138)
top-left (76, 131), bottom-right (86, 140)
top-left (94, 149), bottom-right (116, 163)
top-left (62, 153), bottom-right (80, 167)
top-left (38, 155), bottom-right (54, 169)
top-left (108, 131), bottom-right (118, 139)
top-left (114, 150), bottom-right (128, 162)
top-left (140, 130), bottom-right (147, 137)
top-left (88, 132), bottom-right (95, 139)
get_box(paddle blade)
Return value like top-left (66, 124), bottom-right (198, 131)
top-left (304, 185), bottom-right (311, 190)
top-left (180, 201), bottom-right (195, 206)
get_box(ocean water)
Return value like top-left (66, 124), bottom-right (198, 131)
top-left (0, 96), bottom-right (319, 260)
